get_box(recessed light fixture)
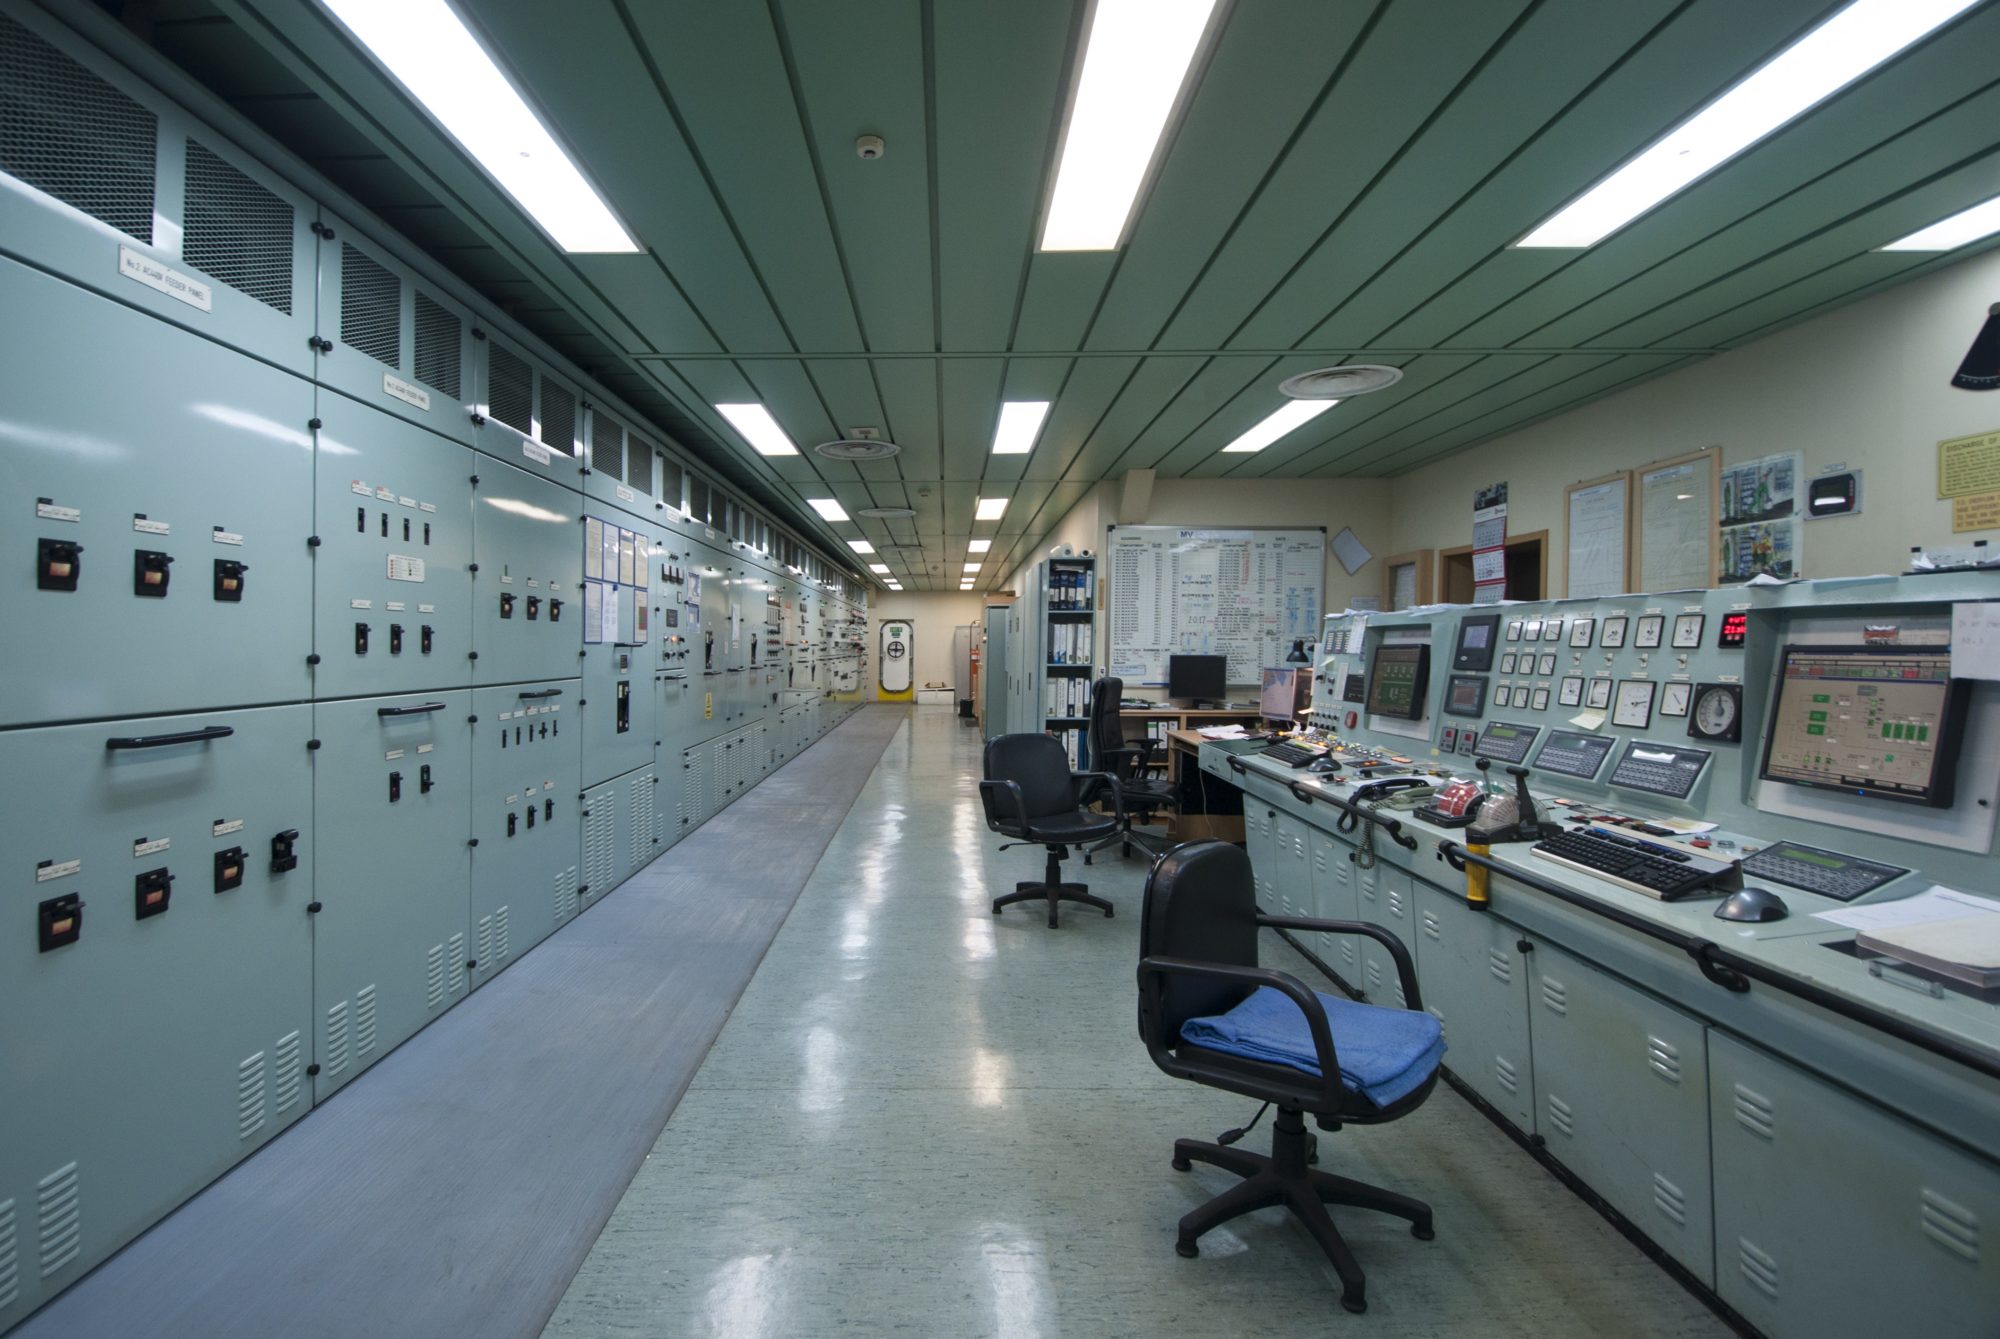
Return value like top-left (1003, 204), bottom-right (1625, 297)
top-left (1517, 0), bottom-right (1977, 249)
top-left (991, 400), bottom-right (1052, 455)
top-left (1040, 0), bottom-right (1217, 251)
top-left (959, 581), bottom-right (975, 590)
top-left (1220, 399), bottom-right (1337, 454)
top-left (963, 562), bottom-right (982, 573)
top-left (714, 403), bottom-right (798, 456)
top-left (868, 563), bottom-right (891, 574)
top-left (1881, 193), bottom-right (2000, 251)
top-left (968, 538), bottom-right (993, 553)
top-left (847, 539), bottom-right (875, 554)
top-left (321, 0), bottom-right (639, 253)
top-left (807, 498), bottom-right (850, 522)
top-left (886, 583), bottom-right (903, 591)
top-left (975, 497), bottom-right (1008, 521)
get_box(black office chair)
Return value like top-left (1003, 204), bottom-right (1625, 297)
top-left (980, 733), bottom-right (1121, 928)
top-left (1136, 840), bottom-right (1441, 1314)
top-left (1081, 676), bottom-right (1177, 863)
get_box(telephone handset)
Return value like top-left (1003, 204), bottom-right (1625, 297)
top-left (1351, 775), bottom-right (1430, 804)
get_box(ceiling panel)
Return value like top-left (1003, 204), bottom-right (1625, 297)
top-left (127, 0), bottom-right (2000, 593)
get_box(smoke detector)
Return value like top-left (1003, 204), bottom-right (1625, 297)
top-left (814, 438), bottom-right (902, 461)
top-left (857, 506), bottom-right (917, 518)
top-left (1279, 364), bottom-right (1404, 399)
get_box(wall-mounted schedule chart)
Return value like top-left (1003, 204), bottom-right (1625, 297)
top-left (1108, 526), bottom-right (1325, 686)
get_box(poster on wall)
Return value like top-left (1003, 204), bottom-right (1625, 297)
top-left (1718, 451), bottom-right (1802, 583)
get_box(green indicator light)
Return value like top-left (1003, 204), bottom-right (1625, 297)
top-left (1807, 724), bottom-right (1825, 736)
top-left (1882, 723), bottom-right (1893, 738)
top-left (1918, 725), bottom-right (1929, 742)
top-left (1809, 710), bottom-right (1827, 722)
top-left (1812, 693), bottom-right (1831, 703)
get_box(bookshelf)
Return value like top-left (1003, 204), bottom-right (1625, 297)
top-left (1037, 554), bottom-right (1096, 769)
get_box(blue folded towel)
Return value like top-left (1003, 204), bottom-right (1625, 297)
top-left (1181, 985), bottom-right (1445, 1107)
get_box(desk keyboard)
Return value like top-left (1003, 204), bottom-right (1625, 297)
top-left (1531, 827), bottom-right (1734, 901)
top-left (1259, 740), bottom-right (1324, 768)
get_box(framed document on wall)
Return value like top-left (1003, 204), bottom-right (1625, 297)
top-left (1635, 449), bottom-right (1719, 591)
top-left (1563, 471), bottom-right (1631, 599)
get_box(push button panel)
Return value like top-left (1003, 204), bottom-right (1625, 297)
top-left (37, 537), bottom-right (82, 591)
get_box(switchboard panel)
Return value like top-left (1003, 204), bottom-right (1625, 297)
top-left (581, 406), bottom-right (664, 520)
top-left (2, 257), bottom-right (314, 726)
top-left (476, 337), bottom-right (583, 490)
top-left (471, 462), bottom-right (583, 687)
top-left (309, 693), bottom-right (472, 1099)
top-left (0, 706), bottom-right (312, 1323)
top-left (579, 514), bottom-right (657, 786)
top-left (469, 680), bottom-right (580, 986)
top-left (311, 405), bottom-right (473, 700)
top-left (1412, 884), bottom-right (1535, 1132)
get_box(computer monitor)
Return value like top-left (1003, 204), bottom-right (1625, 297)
top-left (1364, 643), bottom-right (1430, 720)
top-left (1441, 674), bottom-right (1487, 718)
top-left (1168, 653), bottom-right (1227, 705)
top-left (1452, 613), bottom-right (1500, 671)
top-left (1759, 645), bottom-right (1969, 808)
top-left (1261, 667), bottom-right (1307, 723)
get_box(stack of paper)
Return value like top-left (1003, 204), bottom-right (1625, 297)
top-left (1818, 887), bottom-right (2000, 988)
top-left (1196, 725), bottom-right (1250, 740)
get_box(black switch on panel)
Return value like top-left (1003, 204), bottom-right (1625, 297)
top-left (526, 595), bottom-right (540, 621)
top-left (544, 797), bottom-right (554, 822)
top-left (616, 680), bottom-right (631, 734)
top-left (525, 804), bottom-right (536, 829)
top-left (213, 558), bottom-right (247, 601)
top-left (499, 729), bottom-right (507, 750)
top-left (420, 624), bottom-right (434, 655)
top-left (134, 867), bottom-right (174, 919)
top-left (500, 592), bottom-right (515, 619)
top-left (270, 828), bottom-right (300, 874)
top-left (549, 598), bottom-right (562, 622)
top-left (389, 623), bottom-right (404, 655)
top-left (214, 846), bottom-right (247, 893)
top-left (354, 622), bottom-right (370, 655)
top-left (423, 522), bottom-right (431, 546)
top-left (388, 770), bottom-right (402, 803)
top-left (357, 506), bottom-right (366, 533)
top-left (380, 512), bottom-right (388, 537)
top-left (38, 893), bottom-right (82, 951)
top-left (539, 721), bottom-right (548, 739)
top-left (134, 549), bottom-right (173, 597)
top-left (514, 725), bottom-right (522, 746)
top-left (37, 538), bottom-right (82, 591)
top-left (402, 516), bottom-right (411, 542)
top-left (419, 763), bottom-right (433, 794)
top-left (507, 812), bottom-right (518, 837)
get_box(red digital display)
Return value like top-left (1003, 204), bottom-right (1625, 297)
top-left (1719, 611), bottom-right (1748, 648)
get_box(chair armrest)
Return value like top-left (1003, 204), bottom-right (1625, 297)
top-left (1097, 743), bottom-right (1150, 778)
top-left (1073, 770), bottom-right (1124, 819)
top-left (977, 778), bottom-right (1028, 833)
top-left (1136, 955), bottom-right (1344, 1111)
top-left (1257, 914), bottom-right (1423, 1012)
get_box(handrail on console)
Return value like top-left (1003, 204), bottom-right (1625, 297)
top-left (1290, 779), bottom-right (1419, 851)
top-left (1435, 840), bottom-right (2000, 1085)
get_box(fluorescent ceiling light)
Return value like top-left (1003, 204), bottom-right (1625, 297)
top-left (1220, 399), bottom-right (1337, 453)
top-left (847, 539), bottom-right (875, 554)
top-left (320, 0), bottom-right (638, 253)
top-left (1040, 0), bottom-right (1216, 250)
top-left (1881, 193), bottom-right (2000, 250)
top-left (714, 403), bottom-right (798, 456)
top-left (963, 562), bottom-right (983, 573)
top-left (991, 400), bottom-right (1052, 455)
top-left (975, 497), bottom-right (1008, 521)
top-left (868, 563), bottom-right (891, 574)
top-left (807, 498), bottom-right (849, 522)
top-left (968, 538), bottom-right (992, 553)
top-left (1518, 0), bottom-right (1977, 249)
top-left (885, 583), bottom-right (902, 591)
top-left (960, 581), bottom-right (975, 590)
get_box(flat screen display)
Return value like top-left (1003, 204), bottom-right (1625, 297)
top-left (1474, 720), bottom-right (1540, 764)
top-left (1442, 674), bottom-right (1487, 718)
top-left (1261, 667), bottom-right (1306, 722)
top-left (1168, 654), bottom-right (1227, 702)
top-left (1453, 614), bottom-right (1500, 671)
top-left (1759, 646), bottom-right (1968, 807)
top-left (1365, 643), bottom-right (1430, 720)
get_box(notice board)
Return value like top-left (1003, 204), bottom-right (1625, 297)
top-left (1106, 526), bottom-right (1325, 687)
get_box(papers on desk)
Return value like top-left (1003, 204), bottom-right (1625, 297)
top-left (1817, 887), bottom-right (2000, 988)
top-left (1196, 725), bottom-right (1252, 740)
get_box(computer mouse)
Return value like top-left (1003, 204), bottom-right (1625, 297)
top-left (1715, 887), bottom-right (1789, 923)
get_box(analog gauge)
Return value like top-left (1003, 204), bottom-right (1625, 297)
top-left (1612, 679), bottom-right (1656, 729)
top-left (1506, 620), bottom-right (1523, 642)
top-left (1559, 676), bottom-right (1584, 707)
top-left (1688, 682), bottom-right (1743, 743)
top-left (1537, 652), bottom-right (1558, 676)
top-left (1543, 618), bottom-right (1564, 643)
top-left (1586, 677), bottom-right (1614, 710)
top-left (1494, 684), bottom-right (1512, 708)
top-left (1672, 613), bottom-right (1705, 648)
top-left (1500, 652), bottom-right (1517, 674)
top-left (1569, 617), bottom-right (1595, 648)
top-left (1531, 687), bottom-right (1551, 711)
top-left (1634, 614), bottom-right (1665, 649)
top-left (1523, 618), bottom-right (1543, 640)
top-left (1600, 616), bottom-right (1628, 648)
top-left (1660, 682), bottom-right (1693, 718)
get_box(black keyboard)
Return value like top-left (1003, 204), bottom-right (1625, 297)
top-left (1530, 827), bottom-right (1734, 901)
top-left (1259, 740), bottom-right (1324, 768)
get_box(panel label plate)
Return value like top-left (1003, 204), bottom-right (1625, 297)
top-left (212, 819), bottom-right (244, 837)
top-left (120, 245), bottom-right (213, 311)
top-left (36, 858), bottom-right (80, 883)
top-left (36, 501), bottom-right (79, 522)
top-left (386, 555), bottom-right (426, 582)
top-left (132, 837), bottom-right (170, 858)
top-left (522, 439), bottom-right (552, 465)
top-left (383, 374), bottom-right (432, 411)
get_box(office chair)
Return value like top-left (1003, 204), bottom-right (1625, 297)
top-left (1081, 676), bottom-right (1177, 863)
top-left (980, 733), bottom-right (1121, 928)
top-left (1136, 840), bottom-right (1442, 1314)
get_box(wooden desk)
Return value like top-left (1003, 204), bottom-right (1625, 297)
top-left (1163, 728), bottom-right (1245, 843)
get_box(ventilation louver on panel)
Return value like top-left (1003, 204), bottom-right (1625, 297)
top-left (628, 432), bottom-right (656, 497)
top-left (340, 242), bottom-right (400, 369)
top-left (0, 1197), bottom-right (17, 1311)
top-left (592, 411), bottom-right (625, 482)
top-left (412, 290), bottom-right (461, 399)
top-left (34, 1163), bottom-right (78, 1279)
top-left (539, 379), bottom-right (576, 455)
top-left (0, 15), bottom-right (155, 241)
top-left (488, 343), bottom-right (532, 434)
top-left (182, 141), bottom-right (292, 313)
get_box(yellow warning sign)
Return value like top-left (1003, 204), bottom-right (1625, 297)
top-left (1952, 490), bottom-right (2000, 533)
top-left (704, 692), bottom-right (713, 720)
top-left (1938, 428), bottom-right (2000, 499)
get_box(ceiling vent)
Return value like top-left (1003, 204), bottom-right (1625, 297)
top-left (1279, 364), bottom-right (1403, 399)
top-left (857, 506), bottom-right (917, 518)
top-left (814, 438), bottom-right (901, 461)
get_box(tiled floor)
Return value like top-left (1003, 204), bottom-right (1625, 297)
top-left (546, 708), bottom-right (1731, 1338)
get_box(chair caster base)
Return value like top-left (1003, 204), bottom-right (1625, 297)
top-left (1175, 1238), bottom-right (1199, 1259)
top-left (1411, 1223), bottom-right (1435, 1241)
top-left (1171, 1156), bottom-right (1191, 1172)
top-left (1341, 1293), bottom-right (1367, 1315)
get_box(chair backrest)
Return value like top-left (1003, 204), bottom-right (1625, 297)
top-left (983, 733), bottom-right (1076, 824)
top-left (1088, 676), bottom-right (1124, 761)
top-left (1140, 840), bottom-right (1262, 1038)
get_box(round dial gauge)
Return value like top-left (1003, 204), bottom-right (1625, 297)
top-left (1689, 683), bottom-right (1742, 742)
top-left (1660, 682), bottom-right (1693, 717)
